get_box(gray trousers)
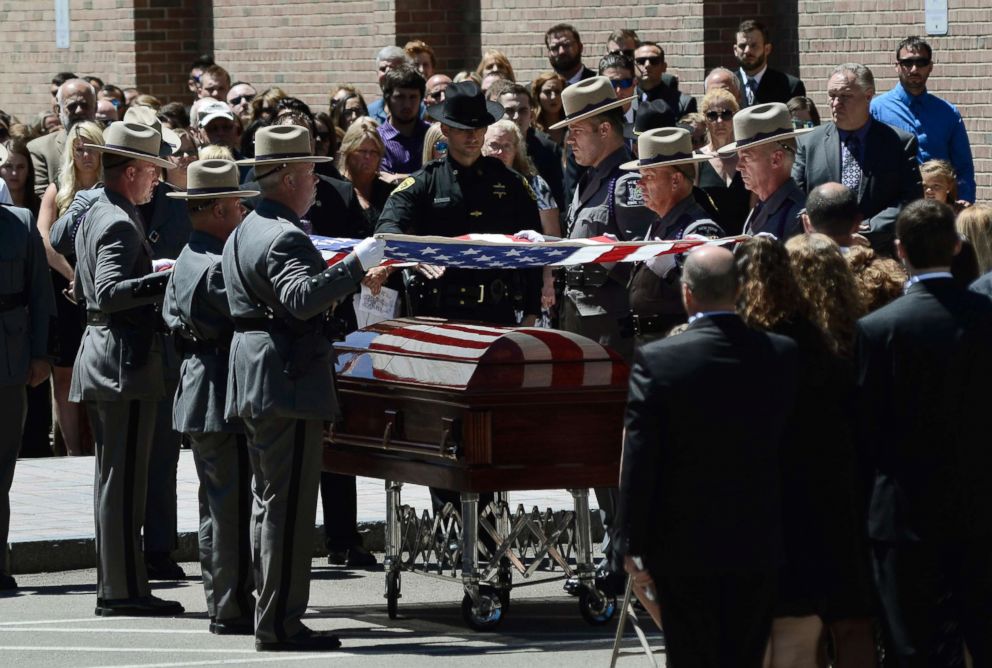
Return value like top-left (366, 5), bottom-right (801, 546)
top-left (244, 417), bottom-right (323, 643)
top-left (190, 430), bottom-right (254, 623)
top-left (144, 375), bottom-right (180, 555)
top-left (0, 384), bottom-right (27, 572)
top-left (88, 399), bottom-right (157, 600)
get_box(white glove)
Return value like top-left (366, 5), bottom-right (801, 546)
top-left (645, 253), bottom-right (677, 278)
top-left (755, 231), bottom-right (779, 241)
top-left (515, 229), bottom-right (545, 242)
top-left (684, 233), bottom-right (709, 243)
top-left (353, 236), bottom-right (386, 270)
top-left (152, 258), bottom-right (174, 272)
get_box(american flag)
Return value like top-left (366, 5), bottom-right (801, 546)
top-left (335, 317), bottom-right (629, 391)
top-left (311, 233), bottom-right (744, 269)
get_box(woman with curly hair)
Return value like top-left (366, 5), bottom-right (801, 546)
top-left (531, 72), bottom-right (567, 145)
top-left (737, 235), bottom-right (875, 668)
top-left (845, 245), bottom-right (907, 312)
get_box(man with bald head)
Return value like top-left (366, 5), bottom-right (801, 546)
top-left (618, 244), bottom-right (798, 667)
top-left (424, 74), bottom-right (452, 108)
top-left (28, 78), bottom-right (97, 195)
top-left (705, 67), bottom-right (743, 106)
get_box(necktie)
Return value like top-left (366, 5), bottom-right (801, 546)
top-left (841, 135), bottom-right (862, 193)
top-left (746, 78), bottom-right (758, 105)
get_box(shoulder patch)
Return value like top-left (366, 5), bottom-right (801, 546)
top-left (392, 176), bottom-right (416, 194)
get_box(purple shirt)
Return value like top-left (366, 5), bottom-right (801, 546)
top-left (378, 119), bottom-right (430, 175)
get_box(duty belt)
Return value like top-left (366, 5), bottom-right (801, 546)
top-left (631, 313), bottom-right (683, 336)
top-left (439, 279), bottom-right (508, 307)
top-left (0, 292), bottom-right (26, 312)
top-left (177, 337), bottom-right (228, 356)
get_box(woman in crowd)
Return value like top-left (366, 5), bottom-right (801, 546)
top-left (1, 138), bottom-right (51, 457)
top-left (339, 117), bottom-right (395, 231)
top-left (737, 235), bottom-right (874, 668)
top-left (677, 112), bottom-right (708, 151)
top-left (787, 96), bottom-right (821, 128)
top-left (32, 111), bottom-right (60, 137)
top-left (475, 49), bottom-right (516, 82)
top-left (421, 122), bottom-right (446, 165)
top-left (249, 87), bottom-right (287, 125)
top-left (36, 121), bottom-right (104, 456)
top-left (483, 119), bottom-right (560, 316)
top-left (697, 88), bottom-right (751, 235)
top-left (957, 204), bottom-right (992, 276)
top-left (531, 72), bottom-right (567, 146)
top-left (846, 245), bottom-right (907, 312)
top-left (314, 111), bottom-right (336, 163)
top-left (921, 159), bottom-right (968, 213)
top-left (331, 89), bottom-right (369, 134)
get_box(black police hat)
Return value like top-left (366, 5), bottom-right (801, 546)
top-left (624, 99), bottom-right (677, 140)
top-left (426, 81), bottom-right (504, 130)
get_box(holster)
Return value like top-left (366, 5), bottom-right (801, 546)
top-left (87, 306), bottom-right (157, 368)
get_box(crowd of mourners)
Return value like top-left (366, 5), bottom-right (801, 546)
top-left (0, 17), bottom-right (987, 664)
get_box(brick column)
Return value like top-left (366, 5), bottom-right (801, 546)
top-left (396, 0), bottom-right (481, 77)
top-left (133, 0), bottom-right (213, 105)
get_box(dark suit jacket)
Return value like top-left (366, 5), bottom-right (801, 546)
top-left (793, 121), bottom-right (921, 251)
top-left (527, 128), bottom-right (564, 212)
top-left (737, 67), bottom-right (805, 106)
top-left (856, 278), bottom-right (992, 543)
top-left (618, 314), bottom-right (798, 575)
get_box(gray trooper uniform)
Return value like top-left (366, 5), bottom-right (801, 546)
top-left (221, 198), bottom-right (364, 644)
top-left (51, 188), bottom-right (171, 602)
top-left (0, 205), bottom-right (56, 574)
top-left (163, 229), bottom-right (253, 625)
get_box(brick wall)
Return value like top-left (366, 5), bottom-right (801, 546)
top-left (396, 0), bottom-right (481, 76)
top-left (134, 0), bottom-right (213, 106)
top-left (702, 0), bottom-right (799, 77)
top-left (0, 0), bottom-right (137, 124)
top-left (212, 0), bottom-right (398, 118)
top-left (798, 0), bottom-right (992, 201)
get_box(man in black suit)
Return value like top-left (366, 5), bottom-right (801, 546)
top-left (545, 23), bottom-right (596, 85)
top-left (734, 20), bottom-right (806, 106)
top-left (618, 245), bottom-right (798, 667)
top-left (856, 199), bottom-right (992, 666)
top-left (634, 41), bottom-right (696, 118)
top-left (793, 63), bottom-right (921, 253)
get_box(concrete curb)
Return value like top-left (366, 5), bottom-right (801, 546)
top-left (9, 517), bottom-right (605, 574)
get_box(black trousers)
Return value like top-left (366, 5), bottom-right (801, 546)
top-left (319, 472), bottom-right (361, 551)
top-left (872, 540), bottom-right (992, 667)
top-left (656, 570), bottom-right (775, 668)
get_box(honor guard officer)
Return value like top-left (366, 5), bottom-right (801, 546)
top-left (375, 81), bottom-right (543, 327)
top-left (0, 141), bottom-right (56, 591)
top-left (50, 121), bottom-right (184, 616)
top-left (223, 125), bottom-right (384, 652)
top-left (620, 128), bottom-right (722, 345)
top-left (163, 160), bottom-right (259, 635)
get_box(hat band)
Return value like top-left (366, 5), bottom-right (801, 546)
top-left (253, 151), bottom-right (312, 160)
top-left (563, 96), bottom-right (618, 121)
top-left (105, 143), bottom-right (161, 159)
top-left (736, 126), bottom-right (794, 148)
top-left (187, 185), bottom-right (241, 195)
top-left (640, 151), bottom-right (693, 166)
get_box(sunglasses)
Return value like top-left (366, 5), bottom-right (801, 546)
top-left (898, 57), bottom-right (931, 68)
top-left (791, 119), bottom-right (815, 129)
top-left (635, 56), bottom-right (662, 66)
top-left (229, 94), bottom-right (255, 106)
top-left (706, 110), bottom-right (733, 122)
top-left (610, 78), bottom-right (634, 89)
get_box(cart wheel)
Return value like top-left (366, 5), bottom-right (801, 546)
top-left (578, 587), bottom-right (617, 625)
top-left (461, 584), bottom-right (504, 631)
top-left (386, 570), bottom-right (400, 619)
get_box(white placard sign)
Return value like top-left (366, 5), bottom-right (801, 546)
top-left (354, 285), bottom-right (399, 329)
top-left (925, 0), bottom-right (948, 35)
top-left (55, 0), bottom-right (70, 48)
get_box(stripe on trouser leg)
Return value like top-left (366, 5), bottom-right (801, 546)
top-left (273, 420), bottom-right (306, 642)
top-left (123, 399), bottom-right (140, 598)
top-left (235, 435), bottom-right (254, 618)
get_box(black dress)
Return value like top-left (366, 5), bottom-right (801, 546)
top-left (698, 159), bottom-right (751, 236)
top-left (771, 317), bottom-right (873, 620)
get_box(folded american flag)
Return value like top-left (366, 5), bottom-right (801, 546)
top-left (310, 233), bottom-right (745, 269)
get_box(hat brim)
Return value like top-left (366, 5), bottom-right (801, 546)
top-left (549, 96), bottom-right (629, 131)
top-left (236, 155), bottom-right (334, 168)
top-left (425, 100), bottom-right (505, 129)
top-left (85, 143), bottom-right (175, 169)
top-left (166, 188), bottom-right (260, 200)
top-left (620, 151), bottom-right (713, 172)
top-left (160, 127), bottom-right (182, 157)
top-left (716, 126), bottom-right (814, 156)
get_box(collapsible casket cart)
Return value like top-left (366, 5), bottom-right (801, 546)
top-left (323, 317), bottom-right (629, 630)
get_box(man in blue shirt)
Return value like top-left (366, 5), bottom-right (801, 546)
top-left (376, 65), bottom-right (429, 175)
top-left (870, 36), bottom-right (975, 203)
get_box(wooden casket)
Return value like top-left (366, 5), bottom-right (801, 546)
top-left (324, 317), bottom-right (629, 492)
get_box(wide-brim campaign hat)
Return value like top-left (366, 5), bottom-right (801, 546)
top-left (621, 127), bottom-right (712, 171)
top-left (85, 121), bottom-right (175, 169)
top-left (425, 81), bottom-right (504, 130)
top-left (549, 76), bottom-right (629, 130)
top-left (623, 98), bottom-right (676, 140)
top-left (717, 102), bottom-right (814, 156)
top-left (236, 125), bottom-right (332, 171)
top-left (123, 106), bottom-right (181, 158)
top-left (166, 159), bottom-right (259, 200)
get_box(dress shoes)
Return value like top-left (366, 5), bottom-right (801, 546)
top-left (210, 617), bottom-right (255, 635)
top-left (95, 595), bottom-right (185, 617)
top-left (256, 627), bottom-right (342, 652)
top-left (0, 571), bottom-right (17, 590)
top-left (327, 544), bottom-right (378, 568)
top-left (145, 553), bottom-right (187, 580)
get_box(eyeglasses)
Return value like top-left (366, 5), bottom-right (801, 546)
top-left (486, 141), bottom-right (514, 154)
top-left (229, 94), bottom-right (255, 106)
top-left (705, 110), bottom-right (733, 122)
top-left (791, 119), bottom-right (815, 129)
top-left (898, 57), bottom-right (931, 68)
top-left (634, 56), bottom-right (662, 66)
top-left (548, 40), bottom-right (575, 52)
top-left (610, 78), bottom-right (634, 89)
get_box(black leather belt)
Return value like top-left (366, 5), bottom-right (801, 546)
top-left (0, 292), bottom-right (26, 311)
top-left (178, 338), bottom-right (228, 356)
top-left (440, 279), bottom-right (508, 307)
top-left (233, 316), bottom-right (278, 333)
top-left (631, 313), bottom-right (683, 336)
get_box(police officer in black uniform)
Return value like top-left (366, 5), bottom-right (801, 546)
top-left (375, 81), bottom-right (543, 327)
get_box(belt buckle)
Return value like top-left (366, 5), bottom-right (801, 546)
top-left (476, 283), bottom-right (486, 304)
top-left (631, 314), bottom-right (642, 336)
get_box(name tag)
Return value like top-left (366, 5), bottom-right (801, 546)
top-left (433, 197), bottom-right (451, 205)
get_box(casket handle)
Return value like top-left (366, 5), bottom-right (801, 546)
top-left (439, 417), bottom-right (458, 458)
top-left (383, 410), bottom-right (399, 448)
